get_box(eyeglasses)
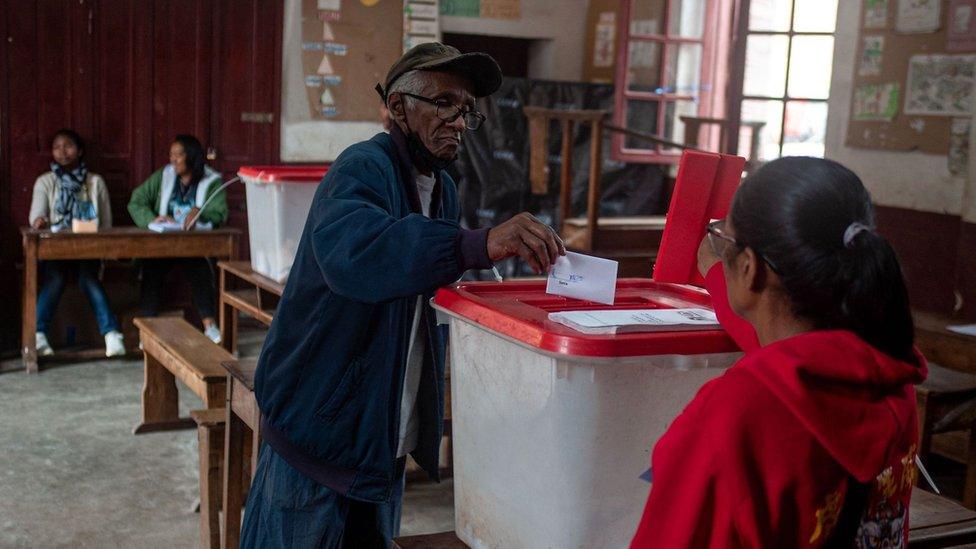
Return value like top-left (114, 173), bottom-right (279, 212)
top-left (706, 219), bottom-right (781, 274)
top-left (399, 93), bottom-right (486, 131)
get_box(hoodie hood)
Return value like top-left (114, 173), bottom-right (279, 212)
top-left (741, 330), bottom-right (927, 483)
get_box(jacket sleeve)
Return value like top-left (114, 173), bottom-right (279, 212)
top-left (128, 169), bottom-right (162, 228)
top-left (198, 178), bottom-right (228, 226)
top-left (309, 160), bottom-right (476, 304)
top-left (93, 175), bottom-right (113, 228)
top-left (704, 263), bottom-right (760, 352)
top-left (28, 175), bottom-right (50, 225)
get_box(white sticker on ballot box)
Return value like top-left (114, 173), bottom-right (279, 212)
top-left (545, 251), bottom-right (618, 305)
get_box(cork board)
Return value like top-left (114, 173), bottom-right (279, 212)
top-left (846, 0), bottom-right (959, 153)
top-left (301, 0), bottom-right (403, 121)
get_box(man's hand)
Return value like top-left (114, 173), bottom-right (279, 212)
top-left (487, 213), bottom-right (566, 275)
top-left (697, 234), bottom-right (721, 278)
top-left (154, 215), bottom-right (176, 224)
top-left (32, 217), bottom-right (48, 230)
top-left (183, 207), bottom-right (200, 230)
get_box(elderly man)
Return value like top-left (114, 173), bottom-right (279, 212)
top-left (240, 44), bottom-right (564, 547)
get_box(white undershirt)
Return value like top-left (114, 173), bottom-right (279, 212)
top-left (397, 172), bottom-right (437, 458)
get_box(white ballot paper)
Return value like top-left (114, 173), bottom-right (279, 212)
top-left (548, 308), bottom-right (720, 335)
top-left (147, 221), bottom-right (184, 233)
top-left (546, 251), bottom-right (618, 305)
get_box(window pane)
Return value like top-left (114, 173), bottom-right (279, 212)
top-left (739, 99), bottom-right (783, 160)
top-left (669, 0), bottom-right (707, 38)
top-left (782, 100), bottom-right (827, 157)
top-left (664, 43), bottom-right (703, 95)
top-left (664, 100), bottom-right (700, 148)
top-left (748, 0), bottom-right (792, 32)
top-left (625, 100), bottom-right (662, 149)
top-left (627, 41), bottom-right (664, 93)
top-left (744, 35), bottom-right (789, 98)
top-left (787, 36), bottom-right (834, 99)
top-left (792, 0), bottom-right (838, 32)
top-left (630, 0), bottom-right (666, 36)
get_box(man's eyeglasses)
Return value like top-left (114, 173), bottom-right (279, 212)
top-left (706, 219), bottom-right (781, 274)
top-left (399, 93), bottom-right (486, 131)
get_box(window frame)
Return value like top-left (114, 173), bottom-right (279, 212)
top-left (611, 0), bottom-right (723, 164)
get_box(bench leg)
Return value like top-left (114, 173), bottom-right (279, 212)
top-left (965, 423), bottom-right (976, 509)
top-left (222, 409), bottom-right (247, 549)
top-left (916, 390), bottom-right (934, 487)
top-left (199, 422), bottom-right (225, 549)
top-left (133, 351), bottom-right (194, 434)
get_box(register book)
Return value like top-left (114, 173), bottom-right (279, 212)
top-left (548, 308), bottom-right (720, 335)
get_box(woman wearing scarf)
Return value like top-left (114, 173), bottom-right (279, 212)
top-left (28, 129), bottom-right (125, 358)
top-left (127, 134), bottom-right (227, 344)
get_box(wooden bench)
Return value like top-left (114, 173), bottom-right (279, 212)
top-left (132, 317), bottom-right (232, 434)
top-left (917, 361), bottom-right (976, 509)
top-left (221, 358), bottom-right (261, 549)
top-left (911, 488), bottom-right (976, 547)
top-left (191, 408), bottom-right (225, 549)
top-left (393, 531), bottom-right (466, 548)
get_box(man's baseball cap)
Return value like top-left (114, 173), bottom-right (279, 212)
top-left (375, 42), bottom-right (502, 101)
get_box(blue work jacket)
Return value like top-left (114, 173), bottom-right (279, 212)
top-left (254, 126), bottom-right (491, 503)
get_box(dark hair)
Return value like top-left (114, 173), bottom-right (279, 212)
top-left (173, 134), bottom-right (206, 186)
top-left (730, 156), bottom-right (915, 363)
top-left (52, 129), bottom-right (85, 159)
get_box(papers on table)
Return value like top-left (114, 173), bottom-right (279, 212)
top-left (546, 252), bottom-right (618, 305)
top-left (948, 324), bottom-right (976, 337)
top-left (147, 221), bottom-right (184, 233)
top-left (548, 308), bottom-right (720, 335)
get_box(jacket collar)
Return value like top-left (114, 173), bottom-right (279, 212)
top-left (388, 123), bottom-right (444, 219)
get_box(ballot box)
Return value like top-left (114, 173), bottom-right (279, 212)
top-left (239, 165), bottom-right (329, 283)
top-left (431, 150), bottom-right (745, 548)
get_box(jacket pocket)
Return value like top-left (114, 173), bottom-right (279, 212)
top-left (314, 357), bottom-right (367, 421)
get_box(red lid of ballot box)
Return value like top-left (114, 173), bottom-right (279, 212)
top-left (238, 165), bottom-right (330, 183)
top-left (433, 150), bottom-right (745, 358)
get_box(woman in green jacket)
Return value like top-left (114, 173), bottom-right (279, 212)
top-left (128, 134), bottom-right (227, 344)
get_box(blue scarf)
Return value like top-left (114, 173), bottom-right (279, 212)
top-left (51, 162), bottom-right (87, 226)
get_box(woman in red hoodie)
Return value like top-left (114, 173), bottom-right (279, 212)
top-left (631, 157), bottom-right (927, 548)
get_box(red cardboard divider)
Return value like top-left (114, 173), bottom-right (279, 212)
top-left (652, 150), bottom-right (746, 286)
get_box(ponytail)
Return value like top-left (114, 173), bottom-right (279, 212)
top-left (731, 157), bottom-right (915, 363)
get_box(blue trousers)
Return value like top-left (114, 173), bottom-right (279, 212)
top-left (240, 444), bottom-right (406, 549)
top-left (36, 260), bottom-right (120, 335)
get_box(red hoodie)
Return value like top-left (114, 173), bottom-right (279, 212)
top-left (631, 264), bottom-right (927, 548)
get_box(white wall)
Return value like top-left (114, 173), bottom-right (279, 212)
top-left (440, 0), bottom-right (589, 81)
top-left (825, 0), bottom-right (976, 222)
top-left (280, 0), bottom-right (385, 162)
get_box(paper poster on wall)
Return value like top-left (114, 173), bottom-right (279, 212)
top-left (865, 0), bottom-right (890, 28)
top-left (440, 0), bottom-right (520, 19)
top-left (904, 54), bottom-right (976, 116)
top-left (859, 36), bottom-right (886, 76)
top-left (593, 12), bottom-right (616, 68)
top-left (895, 0), bottom-right (941, 33)
top-left (853, 83), bottom-right (901, 121)
top-left (949, 117), bottom-right (971, 175)
top-left (948, 0), bottom-right (976, 51)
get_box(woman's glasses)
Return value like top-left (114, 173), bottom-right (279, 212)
top-left (400, 93), bottom-right (487, 131)
top-left (706, 219), bottom-right (781, 274)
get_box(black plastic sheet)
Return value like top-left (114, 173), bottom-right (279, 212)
top-left (450, 77), bottom-right (666, 279)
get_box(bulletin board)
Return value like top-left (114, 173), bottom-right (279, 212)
top-left (301, 0), bottom-right (403, 121)
top-left (846, 0), bottom-right (976, 162)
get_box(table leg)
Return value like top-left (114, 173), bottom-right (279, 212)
top-left (199, 421), bottom-right (224, 549)
top-left (219, 269), bottom-right (237, 354)
top-left (22, 234), bottom-right (38, 373)
top-left (133, 351), bottom-right (193, 434)
top-left (222, 392), bottom-right (247, 549)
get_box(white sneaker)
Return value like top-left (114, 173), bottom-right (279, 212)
top-left (36, 332), bottom-right (54, 356)
top-left (105, 331), bottom-right (126, 357)
top-left (203, 324), bottom-right (222, 345)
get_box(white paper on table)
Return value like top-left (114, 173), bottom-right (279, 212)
top-left (948, 324), bottom-right (976, 337)
top-left (545, 251), bottom-right (618, 305)
top-left (147, 221), bottom-right (184, 233)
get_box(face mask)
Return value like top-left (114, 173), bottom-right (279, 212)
top-left (403, 114), bottom-right (457, 174)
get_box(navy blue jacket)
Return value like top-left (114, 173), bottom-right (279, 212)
top-left (254, 127), bottom-right (491, 503)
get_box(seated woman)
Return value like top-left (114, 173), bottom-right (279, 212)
top-left (127, 134), bottom-right (227, 344)
top-left (631, 157), bottom-right (926, 547)
top-left (29, 129), bottom-right (125, 357)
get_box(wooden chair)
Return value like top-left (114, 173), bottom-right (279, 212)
top-left (191, 408), bottom-right (225, 549)
top-left (917, 362), bottom-right (976, 508)
top-left (132, 317), bottom-right (232, 434)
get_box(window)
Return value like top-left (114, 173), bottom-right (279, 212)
top-left (612, 0), bottom-right (719, 164)
top-left (735, 0), bottom-right (837, 159)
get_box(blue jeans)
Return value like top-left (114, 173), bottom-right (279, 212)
top-left (36, 260), bottom-right (120, 335)
top-left (240, 444), bottom-right (406, 548)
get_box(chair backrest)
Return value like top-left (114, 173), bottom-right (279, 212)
top-left (652, 150), bottom-right (745, 286)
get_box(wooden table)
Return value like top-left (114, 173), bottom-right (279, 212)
top-left (910, 488), bottom-right (976, 546)
top-left (20, 227), bottom-right (240, 373)
top-left (217, 260), bottom-right (283, 353)
top-left (915, 311), bottom-right (976, 374)
top-left (221, 358), bottom-right (260, 549)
